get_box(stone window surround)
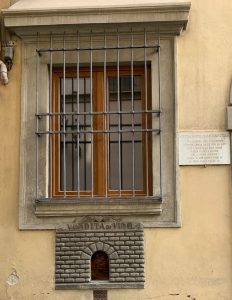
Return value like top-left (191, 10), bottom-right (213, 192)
top-left (2, 1), bottom-right (191, 230)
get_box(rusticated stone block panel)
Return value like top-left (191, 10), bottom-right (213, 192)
top-left (55, 216), bottom-right (144, 289)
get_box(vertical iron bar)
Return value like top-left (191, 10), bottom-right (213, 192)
top-left (117, 29), bottom-right (122, 196)
top-left (104, 30), bottom-right (108, 198)
top-left (49, 33), bottom-right (53, 198)
top-left (131, 28), bottom-right (135, 196)
top-left (158, 35), bottom-right (162, 196)
top-left (76, 31), bottom-right (80, 197)
top-left (63, 33), bottom-right (67, 197)
top-left (71, 78), bottom-right (74, 190)
top-left (36, 33), bottom-right (39, 199)
top-left (84, 79), bottom-right (87, 191)
top-left (90, 30), bottom-right (94, 197)
top-left (144, 29), bottom-right (149, 196)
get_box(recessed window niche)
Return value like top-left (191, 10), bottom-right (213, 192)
top-left (91, 251), bottom-right (109, 281)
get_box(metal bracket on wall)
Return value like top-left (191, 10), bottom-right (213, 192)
top-left (1, 40), bottom-right (16, 71)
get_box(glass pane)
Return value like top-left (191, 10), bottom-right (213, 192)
top-left (108, 75), bottom-right (143, 191)
top-left (60, 77), bottom-right (92, 192)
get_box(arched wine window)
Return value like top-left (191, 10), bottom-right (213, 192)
top-left (91, 251), bottom-right (109, 281)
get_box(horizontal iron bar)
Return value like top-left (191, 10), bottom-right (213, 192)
top-left (36, 45), bottom-right (160, 53)
top-left (36, 128), bottom-right (160, 135)
top-left (62, 140), bottom-right (142, 144)
top-left (36, 109), bottom-right (161, 117)
top-left (35, 195), bottom-right (162, 203)
top-left (63, 123), bottom-right (142, 128)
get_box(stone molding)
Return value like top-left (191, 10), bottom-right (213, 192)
top-left (2, 2), bottom-right (191, 36)
top-left (35, 197), bottom-right (162, 218)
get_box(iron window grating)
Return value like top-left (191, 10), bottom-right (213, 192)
top-left (35, 28), bottom-right (162, 200)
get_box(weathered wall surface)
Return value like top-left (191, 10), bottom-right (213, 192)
top-left (0, 0), bottom-right (232, 299)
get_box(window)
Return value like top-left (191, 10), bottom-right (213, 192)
top-left (3, 1), bottom-right (190, 229)
top-left (52, 66), bottom-right (153, 198)
top-left (19, 29), bottom-right (177, 227)
top-left (91, 251), bottom-right (109, 281)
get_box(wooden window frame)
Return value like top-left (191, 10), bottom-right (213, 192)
top-left (52, 65), bottom-right (152, 198)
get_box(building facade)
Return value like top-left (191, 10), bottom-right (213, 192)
top-left (0, 0), bottom-right (232, 299)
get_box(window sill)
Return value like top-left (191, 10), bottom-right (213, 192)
top-left (35, 197), bottom-right (162, 218)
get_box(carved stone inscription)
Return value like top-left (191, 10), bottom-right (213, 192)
top-left (55, 217), bottom-right (144, 289)
top-left (179, 132), bottom-right (230, 165)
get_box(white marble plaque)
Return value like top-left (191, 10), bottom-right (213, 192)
top-left (178, 132), bottom-right (231, 165)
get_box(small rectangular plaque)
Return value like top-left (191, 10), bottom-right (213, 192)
top-left (178, 132), bottom-right (230, 165)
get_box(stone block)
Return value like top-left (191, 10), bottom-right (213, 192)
top-left (64, 251), bottom-right (75, 255)
top-left (88, 237), bottom-right (99, 242)
top-left (135, 231), bottom-right (143, 236)
top-left (64, 278), bottom-right (75, 283)
top-left (61, 238), bottom-right (70, 242)
top-left (115, 241), bottom-right (124, 246)
top-left (135, 241), bottom-right (143, 246)
top-left (61, 256), bottom-right (69, 260)
top-left (108, 237), bottom-right (120, 241)
top-left (89, 242), bottom-right (97, 252)
top-left (120, 237), bottom-right (130, 241)
top-left (125, 232), bottom-right (134, 236)
top-left (56, 261), bottom-right (65, 265)
top-left (130, 255), bottom-right (140, 258)
top-left (65, 269), bottom-right (75, 273)
top-left (105, 233), bottom-right (114, 237)
top-left (119, 264), bottom-right (130, 268)
top-left (120, 246), bottom-right (129, 250)
top-left (75, 278), bottom-right (87, 283)
top-left (130, 236), bottom-right (140, 241)
top-left (125, 251), bottom-right (135, 255)
top-left (103, 243), bottom-right (111, 252)
top-left (120, 255), bottom-right (129, 259)
top-left (131, 264), bottom-right (139, 268)
top-left (56, 279), bottom-right (65, 283)
top-left (110, 273), bottom-right (119, 277)
top-left (107, 246), bottom-right (115, 255)
top-left (86, 233), bottom-right (94, 237)
top-left (136, 268), bottom-right (144, 272)
top-left (66, 260), bottom-right (75, 265)
top-left (124, 259), bottom-right (134, 264)
top-left (127, 277), bottom-right (136, 282)
top-left (95, 233), bottom-right (105, 237)
top-left (66, 242), bottom-right (76, 246)
top-left (135, 259), bottom-right (144, 264)
top-left (96, 242), bottom-right (104, 250)
top-left (125, 268), bottom-right (134, 272)
top-left (60, 274), bottom-right (70, 278)
top-left (130, 273), bottom-right (140, 277)
top-left (83, 247), bottom-right (92, 256)
top-left (120, 273), bottom-right (130, 277)
top-left (56, 269), bottom-right (65, 273)
top-left (116, 268), bottom-right (124, 272)
top-left (125, 241), bottom-right (134, 246)
top-left (70, 256), bottom-right (80, 260)
top-left (110, 252), bottom-right (118, 259)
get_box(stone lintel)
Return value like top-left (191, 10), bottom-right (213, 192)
top-left (2, 2), bottom-right (191, 35)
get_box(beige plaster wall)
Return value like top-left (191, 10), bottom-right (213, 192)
top-left (0, 0), bottom-right (232, 299)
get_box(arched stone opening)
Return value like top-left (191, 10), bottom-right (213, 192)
top-left (91, 251), bottom-right (109, 281)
